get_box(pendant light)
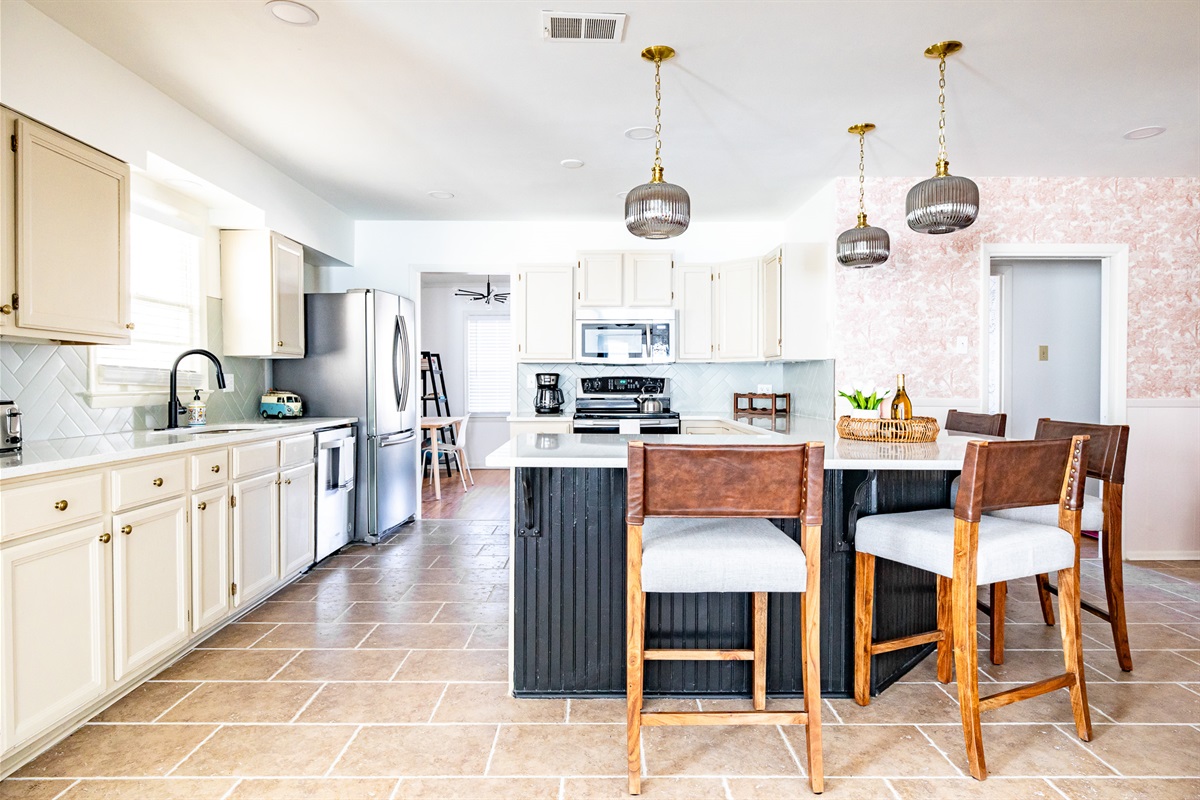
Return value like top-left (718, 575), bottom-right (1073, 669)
top-left (905, 40), bottom-right (979, 234)
top-left (836, 124), bottom-right (891, 268)
top-left (625, 45), bottom-right (690, 239)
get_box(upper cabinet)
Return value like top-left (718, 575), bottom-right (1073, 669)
top-left (761, 248), bottom-right (783, 359)
top-left (577, 251), bottom-right (673, 308)
top-left (0, 107), bottom-right (131, 344)
top-left (674, 263), bottom-right (714, 362)
top-left (714, 258), bottom-right (760, 361)
top-left (776, 242), bottom-right (833, 361)
top-left (514, 264), bottom-right (574, 362)
top-left (220, 229), bottom-right (305, 358)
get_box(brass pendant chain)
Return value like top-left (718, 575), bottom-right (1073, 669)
top-left (937, 54), bottom-right (948, 164)
top-left (653, 58), bottom-right (663, 169)
top-left (857, 131), bottom-right (866, 218)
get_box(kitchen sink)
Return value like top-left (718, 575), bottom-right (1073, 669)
top-left (147, 424), bottom-right (272, 437)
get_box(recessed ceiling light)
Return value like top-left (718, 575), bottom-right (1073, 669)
top-left (624, 127), bottom-right (655, 140)
top-left (427, 191), bottom-right (455, 200)
top-left (560, 159), bottom-right (585, 169)
top-left (265, 1), bottom-right (319, 26)
top-left (1123, 125), bottom-right (1166, 140)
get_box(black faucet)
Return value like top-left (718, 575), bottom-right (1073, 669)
top-left (167, 349), bottom-right (227, 429)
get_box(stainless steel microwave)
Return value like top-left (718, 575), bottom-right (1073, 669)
top-left (576, 308), bottom-right (676, 364)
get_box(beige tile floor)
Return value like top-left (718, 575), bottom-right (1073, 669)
top-left (2, 522), bottom-right (1198, 799)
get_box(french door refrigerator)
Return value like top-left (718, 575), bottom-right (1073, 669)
top-left (274, 289), bottom-right (417, 543)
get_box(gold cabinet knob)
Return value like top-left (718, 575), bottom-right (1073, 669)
top-left (211, 464), bottom-right (221, 473)
top-left (125, 322), bottom-right (135, 330)
top-left (284, 478), bottom-right (292, 485)
top-left (121, 525), bottom-right (133, 535)
top-left (54, 500), bottom-right (68, 511)
top-left (0, 304), bottom-right (12, 315)
top-left (277, 340), bottom-right (284, 347)
top-left (197, 501), bottom-right (207, 511)
top-left (99, 532), bottom-right (111, 544)
top-left (152, 477), bottom-right (164, 487)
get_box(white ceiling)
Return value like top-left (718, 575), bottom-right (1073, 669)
top-left (28, 0), bottom-right (1200, 222)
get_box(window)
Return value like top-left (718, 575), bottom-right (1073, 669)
top-left (465, 316), bottom-right (513, 413)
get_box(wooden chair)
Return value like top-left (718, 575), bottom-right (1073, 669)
top-left (625, 441), bottom-right (825, 795)
top-left (945, 409), bottom-right (1008, 437)
top-left (854, 436), bottom-right (1092, 780)
top-left (986, 420), bottom-right (1132, 671)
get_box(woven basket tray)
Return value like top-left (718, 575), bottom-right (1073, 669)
top-left (836, 415), bottom-right (941, 443)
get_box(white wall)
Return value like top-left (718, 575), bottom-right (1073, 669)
top-left (1125, 402), bottom-right (1200, 559)
top-left (0, 1), bottom-right (354, 264)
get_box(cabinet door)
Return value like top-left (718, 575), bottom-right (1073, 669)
top-left (13, 117), bottom-right (130, 341)
top-left (576, 253), bottom-right (623, 307)
top-left (232, 473), bottom-right (280, 606)
top-left (675, 264), bottom-right (713, 361)
top-left (191, 488), bottom-right (230, 633)
top-left (271, 232), bottom-right (304, 357)
top-left (279, 462), bottom-right (316, 577)
top-left (112, 499), bottom-right (189, 682)
top-left (761, 248), bottom-right (782, 359)
top-left (780, 242), bottom-right (834, 361)
top-left (514, 265), bottom-right (574, 361)
top-left (715, 259), bottom-right (760, 361)
top-left (625, 253), bottom-right (674, 307)
top-left (2, 523), bottom-right (108, 750)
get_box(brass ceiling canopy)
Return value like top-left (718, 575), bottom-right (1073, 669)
top-left (923, 40), bottom-right (963, 59)
top-left (640, 45), bottom-right (676, 62)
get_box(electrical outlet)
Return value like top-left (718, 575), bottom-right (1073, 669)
top-left (1038, 345), bottom-right (1049, 361)
top-left (757, 384), bottom-right (772, 394)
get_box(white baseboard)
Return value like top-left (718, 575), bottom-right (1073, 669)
top-left (1125, 551), bottom-right (1200, 562)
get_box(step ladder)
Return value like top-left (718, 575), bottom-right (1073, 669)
top-left (420, 351), bottom-right (457, 477)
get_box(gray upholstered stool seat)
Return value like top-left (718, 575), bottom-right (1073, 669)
top-left (855, 508), bottom-right (1076, 585)
top-left (951, 477), bottom-right (1104, 531)
top-left (641, 517), bottom-right (806, 593)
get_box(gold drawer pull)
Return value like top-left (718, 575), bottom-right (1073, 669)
top-left (125, 322), bottom-right (135, 330)
top-left (277, 340), bottom-right (284, 347)
top-left (152, 477), bottom-right (164, 487)
top-left (211, 465), bottom-right (221, 473)
top-left (197, 501), bottom-right (207, 511)
top-left (121, 525), bottom-right (133, 535)
top-left (54, 500), bottom-right (68, 511)
top-left (99, 533), bottom-right (111, 544)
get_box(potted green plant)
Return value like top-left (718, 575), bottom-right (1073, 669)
top-left (838, 388), bottom-right (890, 419)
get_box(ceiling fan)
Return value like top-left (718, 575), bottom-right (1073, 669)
top-left (454, 275), bottom-right (509, 305)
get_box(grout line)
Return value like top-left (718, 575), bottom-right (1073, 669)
top-left (564, 698), bottom-right (571, 723)
top-left (914, 724), bottom-right (964, 778)
top-left (881, 777), bottom-right (903, 799)
top-left (289, 682), bottom-right (328, 723)
top-left (558, 776), bottom-right (566, 800)
top-left (245, 623), bottom-right (282, 648)
top-left (461, 624), bottom-right (479, 649)
top-left (388, 777), bottom-right (404, 800)
top-left (48, 779), bottom-right (80, 800)
top-left (151, 682), bottom-right (206, 722)
top-left (163, 724), bottom-right (223, 776)
top-left (388, 650), bottom-right (414, 681)
top-left (1052, 723), bottom-right (1123, 776)
top-left (265, 650), bottom-right (304, 681)
top-left (427, 602), bottom-right (449, 623)
top-left (218, 778), bottom-right (242, 800)
top-left (823, 698), bottom-right (844, 724)
top-left (721, 776), bottom-right (734, 800)
top-left (354, 623), bottom-right (381, 649)
top-left (1044, 777), bottom-right (1073, 799)
top-left (776, 723), bottom-right (807, 777)
top-left (427, 683), bottom-right (450, 723)
top-left (482, 723), bottom-right (503, 776)
top-left (323, 724), bottom-right (363, 777)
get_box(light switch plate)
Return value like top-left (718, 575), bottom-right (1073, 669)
top-left (1038, 345), bottom-right (1049, 361)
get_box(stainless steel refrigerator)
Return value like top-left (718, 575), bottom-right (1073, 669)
top-left (274, 289), bottom-right (418, 543)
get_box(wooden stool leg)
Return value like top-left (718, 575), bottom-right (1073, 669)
top-left (952, 519), bottom-right (987, 781)
top-left (1057, 564), bottom-right (1093, 741)
top-left (801, 524), bottom-right (823, 793)
top-left (936, 575), bottom-right (954, 683)
top-left (988, 582), bottom-right (1006, 665)
top-left (1035, 574), bottom-right (1056, 626)
top-left (854, 551), bottom-right (875, 706)
top-left (627, 522), bottom-right (646, 795)
top-left (1102, 486), bottom-right (1133, 671)
top-left (752, 592), bottom-right (768, 711)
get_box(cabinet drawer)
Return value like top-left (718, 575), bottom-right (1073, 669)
top-left (112, 457), bottom-right (186, 511)
top-left (1, 473), bottom-right (104, 540)
top-left (232, 440), bottom-right (279, 479)
top-left (279, 434), bottom-right (314, 468)
top-left (191, 449), bottom-right (229, 490)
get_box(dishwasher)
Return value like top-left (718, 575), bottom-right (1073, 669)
top-left (315, 425), bottom-right (356, 562)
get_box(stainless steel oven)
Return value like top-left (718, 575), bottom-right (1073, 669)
top-left (571, 376), bottom-right (680, 434)
top-left (576, 308), bottom-right (676, 364)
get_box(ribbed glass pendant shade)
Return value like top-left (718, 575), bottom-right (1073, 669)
top-left (905, 172), bottom-right (980, 234)
top-left (836, 222), bottom-right (891, 268)
top-left (625, 170), bottom-right (690, 239)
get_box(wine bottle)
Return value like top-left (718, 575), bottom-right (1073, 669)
top-left (890, 373), bottom-right (913, 420)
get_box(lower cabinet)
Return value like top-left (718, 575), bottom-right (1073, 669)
top-left (232, 472), bottom-right (280, 607)
top-left (279, 462), bottom-right (316, 578)
top-left (191, 487), bottom-right (230, 633)
top-left (1, 522), bottom-right (108, 751)
top-left (509, 419), bottom-right (573, 436)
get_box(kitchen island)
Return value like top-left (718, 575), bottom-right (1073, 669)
top-left (487, 417), bottom-right (992, 699)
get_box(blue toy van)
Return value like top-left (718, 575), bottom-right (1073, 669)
top-left (260, 390), bottom-right (303, 419)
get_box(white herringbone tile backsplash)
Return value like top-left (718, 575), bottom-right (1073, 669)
top-left (0, 298), bottom-right (266, 442)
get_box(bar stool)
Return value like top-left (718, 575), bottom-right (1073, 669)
top-left (625, 441), bottom-right (825, 795)
top-left (986, 420), bottom-right (1132, 671)
top-left (945, 409), bottom-right (1007, 437)
top-left (854, 436), bottom-right (1092, 780)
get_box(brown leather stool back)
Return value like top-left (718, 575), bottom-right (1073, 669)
top-left (946, 409), bottom-right (1008, 437)
top-left (1034, 419), bottom-right (1129, 484)
top-left (954, 437), bottom-right (1088, 522)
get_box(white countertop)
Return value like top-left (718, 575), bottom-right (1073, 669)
top-left (486, 413), bottom-right (997, 471)
top-left (0, 417), bottom-right (358, 481)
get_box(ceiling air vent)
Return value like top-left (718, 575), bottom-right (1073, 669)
top-left (541, 11), bottom-right (627, 42)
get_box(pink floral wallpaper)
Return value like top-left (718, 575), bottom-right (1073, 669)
top-left (832, 177), bottom-right (1200, 399)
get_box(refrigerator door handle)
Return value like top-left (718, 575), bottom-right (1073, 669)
top-left (379, 430), bottom-right (416, 448)
top-left (393, 314), bottom-right (411, 414)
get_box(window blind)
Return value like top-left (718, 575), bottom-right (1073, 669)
top-left (466, 316), bottom-right (514, 413)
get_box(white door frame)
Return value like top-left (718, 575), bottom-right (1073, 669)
top-left (979, 243), bottom-right (1128, 425)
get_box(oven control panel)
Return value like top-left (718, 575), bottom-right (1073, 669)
top-left (580, 376), bottom-right (666, 396)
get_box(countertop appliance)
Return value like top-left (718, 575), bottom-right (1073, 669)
top-left (274, 289), bottom-right (418, 543)
top-left (315, 424), bottom-right (356, 561)
top-left (0, 401), bottom-right (20, 453)
top-left (576, 308), bottom-right (676, 364)
top-left (572, 376), bottom-right (680, 434)
top-left (534, 372), bottom-right (565, 415)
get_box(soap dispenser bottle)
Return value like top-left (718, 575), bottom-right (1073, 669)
top-left (187, 390), bottom-right (207, 427)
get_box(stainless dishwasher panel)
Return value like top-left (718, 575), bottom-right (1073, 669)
top-left (316, 425), bottom-right (357, 561)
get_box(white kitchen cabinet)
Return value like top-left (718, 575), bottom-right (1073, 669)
top-left (220, 229), bottom-right (305, 358)
top-left (1, 522), bottom-right (109, 751)
top-left (0, 107), bottom-right (131, 343)
top-left (231, 471), bottom-right (280, 606)
top-left (111, 499), bottom-right (189, 681)
top-left (674, 264), bottom-right (714, 361)
top-left (577, 251), bottom-right (673, 307)
top-left (777, 242), bottom-right (834, 361)
top-left (514, 264), bottom-right (574, 361)
top-left (715, 258), bottom-right (760, 361)
top-left (279, 461), bottom-right (316, 578)
top-left (761, 247), bottom-right (783, 359)
top-left (190, 487), bottom-right (230, 633)
top-left (509, 419), bottom-right (573, 436)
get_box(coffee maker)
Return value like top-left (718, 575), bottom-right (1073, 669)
top-left (534, 373), bottom-right (564, 415)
